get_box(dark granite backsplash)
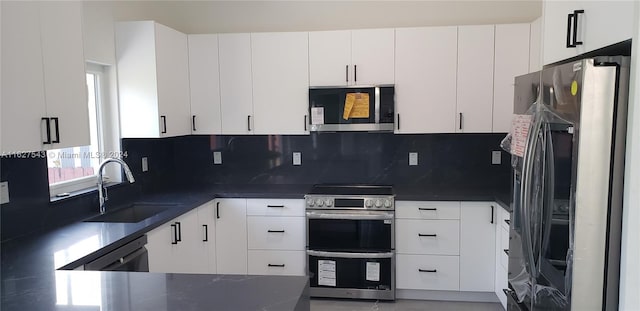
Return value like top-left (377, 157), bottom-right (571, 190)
top-left (124, 132), bottom-right (511, 192)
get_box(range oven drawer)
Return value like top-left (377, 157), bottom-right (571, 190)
top-left (307, 250), bottom-right (394, 298)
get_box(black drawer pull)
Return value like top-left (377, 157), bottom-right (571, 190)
top-left (42, 117), bottom-right (51, 144)
top-left (504, 249), bottom-right (509, 256)
top-left (203, 224), bottom-right (208, 242)
top-left (175, 222), bottom-right (182, 242)
top-left (267, 230), bottom-right (285, 233)
top-left (418, 233), bottom-right (437, 237)
top-left (504, 219), bottom-right (511, 225)
top-left (268, 264), bottom-right (285, 268)
top-left (418, 208), bottom-right (437, 211)
top-left (170, 224), bottom-right (177, 244)
top-left (51, 117), bottom-right (60, 143)
top-left (267, 205), bottom-right (285, 208)
top-left (418, 269), bottom-right (437, 273)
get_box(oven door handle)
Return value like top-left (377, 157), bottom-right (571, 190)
top-left (306, 250), bottom-right (394, 259)
top-left (305, 211), bottom-right (394, 220)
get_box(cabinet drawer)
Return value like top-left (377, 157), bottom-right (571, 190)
top-left (396, 201), bottom-right (460, 220)
top-left (396, 219), bottom-right (459, 255)
top-left (247, 216), bottom-right (305, 250)
top-left (246, 199), bottom-right (305, 217)
top-left (500, 226), bottom-right (509, 269)
top-left (247, 250), bottom-right (306, 276)
top-left (397, 254), bottom-right (459, 291)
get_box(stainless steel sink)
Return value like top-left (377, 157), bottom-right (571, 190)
top-left (85, 203), bottom-right (178, 223)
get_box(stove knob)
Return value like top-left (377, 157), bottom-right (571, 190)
top-left (365, 199), bottom-right (373, 208)
top-left (325, 199), bottom-right (333, 207)
top-left (306, 198), bottom-right (315, 207)
top-left (375, 199), bottom-right (382, 208)
top-left (383, 199), bottom-right (392, 208)
top-left (316, 199), bottom-right (324, 207)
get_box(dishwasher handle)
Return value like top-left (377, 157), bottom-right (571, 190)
top-left (100, 246), bottom-right (148, 271)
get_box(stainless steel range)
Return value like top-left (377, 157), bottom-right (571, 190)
top-left (305, 185), bottom-right (395, 300)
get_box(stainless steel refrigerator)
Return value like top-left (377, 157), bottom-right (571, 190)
top-left (504, 56), bottom-right (630, 311)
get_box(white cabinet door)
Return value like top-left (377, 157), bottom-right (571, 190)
top-left (155, 23), bottom-right (191, 138)
top-left (396, 219), bottom-right (460, 255)
top-left (172, 208), bottom-right (210, 274)
top-left (493, 23), bottom-right (530, 133)
top-left (219, 33), bottom-right (254, 135)
top-left (541, 1), bottom-right (584, 65)
top-left (459, 202), bottom-right (496, 292)
top-left (396, 254), bottom-right (460, 291)
top-left (395, 27), bottom-right (457, 134)
top-left (146, 222), bottom-right (176, 273)
top-left (198, 201), bottom-right (217, 273)
top-left (246, 199), bottom-right (305, 217)
top-left (0, 1), bottom-right (47, 153)
top-left (215, 199), bottom-right (248, 274)
top-left (251, 32), bottom-right (309, 135)
top-left (456, 25), bottom-right (494, 133)
top-left (351, 28), bottom-right (395, 85)
top-left (188, 34), bottom-right (222, 135)
top-left (39, 1), bottom-right (89, 149)
top-left (308, 30), bottom-right (351, 87)
top-left (247, 216), bottom-right (305, 250)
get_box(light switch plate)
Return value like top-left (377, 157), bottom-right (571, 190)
top-left (141, 157), bottom-right (149, 172)
top-left (492, 151), bottom-right (502, 165)
top-left (213, 151), bottom-right (222, 165)
top-left (409, 152), bottom-right (418, 166)
top-left (0, 182), bottom-right (9, 204)
top-left (293, 152), bottom-right (302, 166)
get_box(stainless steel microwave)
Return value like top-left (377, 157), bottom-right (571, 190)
top-left (308, 85), bottom-right (395, 132)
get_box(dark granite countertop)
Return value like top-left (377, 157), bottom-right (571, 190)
top-left (1, 184), bottom-right (510, 310)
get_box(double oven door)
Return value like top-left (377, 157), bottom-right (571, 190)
top-left (306, 209), bottom-right (395, 300)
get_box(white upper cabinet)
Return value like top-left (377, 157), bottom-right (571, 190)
top-left (116, 21), bottom-right (191, 138)
top-left (309, 29), bottom-right (394, 86)
top-left (395, 26), bottom-right (457, 134)
top-left (493, 23), bottom-right (531, 133)
top-left (219, 33), bottom-right (254, 135)
top-left (542, 1), bottom-right (633, 65)
top-left (351, 28), bottom-right (395, 85)
top-left (251, 32), bottom-right (309, 135)
top-left (1, 1), bottom-right (88, 153)
top-left (456, 25), bottom-right (495, 133)
top-left (188, 34), bottom-right (222, 135)
top-left (308, 30), bottom-right (351, 86)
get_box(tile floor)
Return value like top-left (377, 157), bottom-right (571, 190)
top-left (310, 298), bottom-right (504, 311)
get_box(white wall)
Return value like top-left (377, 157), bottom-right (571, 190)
top-left (619, 2), bottom-right (640, 310)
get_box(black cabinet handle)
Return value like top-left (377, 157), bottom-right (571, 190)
top-left (397, 114), bottom-right (400, 130)
top-left (491, 205), bottom-right (495, 224)
top-left (192, 115), bottom-right (197, 132)
top-left (566, 13), bottom-right (574, 47)
top-left (304, 115), bottom-right (307, 131)
top-left (504, 249), bottom-right (509, 256)
top-left (160, 116), bottom-right (167, 134)
top-left (203, 224), bottom-right (208, 242)
top-left (504, 219), bottom-right (511, 225)
top-left (354, 65), bottom-right (357, 82)
top-left (418, 233), bottom-right (437, 237)
top-left (216, 202), bottom-right (220, 219)
top-left (247, 115), bottom-right (251, 131)
top-left (459, 113), bottom-right (463, 130)
top-left (42, 117), bottom-right (51, 144)
top-left (418, 269), bottom-right (437, 273)
top-left (268, 264), bottom-right (285, 268)
top-left (267, 230), bottom-right (285, 233)
top-left (573, 10), bottom-right (584, 46)
top-left (345, 65), bottom-right (349, 83)
top-left (51, 117), bottom-right (60, 143)
top-left (175, 222), bottom-right (181, 242)
top-left (267, 205), bottom-right (285, 208)
top-left (418, 207), bottom-right (437, 211)
top-left (170, 224), bottom-right (177, 244)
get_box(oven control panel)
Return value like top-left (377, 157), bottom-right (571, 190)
top-left (304, 195), bottom-right (394, 210)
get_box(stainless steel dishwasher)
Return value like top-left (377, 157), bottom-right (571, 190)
top-left (84, 235), bottom-right (149, 272)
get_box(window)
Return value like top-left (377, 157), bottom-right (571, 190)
top-left (48, 64), bottom-right (115, 197)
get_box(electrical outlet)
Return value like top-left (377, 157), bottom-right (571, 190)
top-left (0, 182), bottom-right (9, 204)
top-left (492, 151), bottom-right (502, 165)
top-left (213, 151), bottom-right (222, 164)
top-left (409, 152), bottom-right (418, 166)
top-left (293, 152), bottom-right (302, 166)
top-left (141, 157), bottom-right (149, 172)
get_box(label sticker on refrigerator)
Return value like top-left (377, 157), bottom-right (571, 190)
top-left (573, 62), bottom-right (582, 72)
top-left (510, 114), bottom-right (532, 157)
top-left (318, 260), bottom-right (336, 286)
top-left (311, 107), bottom-right (325, 125)
top-left (366, 262), bottom-right (380, 282)
top-left (571, 81), bottom-right (578, 96)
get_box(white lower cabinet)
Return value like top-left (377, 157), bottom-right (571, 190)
top-left (396, 219), bottom-right (460, 255)
top-left (460, 202), bottom-right (496, 292)
top-left (397, 254), bottom-right (460, 291)
top-left (214, 198), bottom-right (248, 274)
top-left (247, 216), bottom-right (305, 250)
top-left (495, 207), bottom-right (511, 310)
top-left (247, 250), bottom-right (306, 276)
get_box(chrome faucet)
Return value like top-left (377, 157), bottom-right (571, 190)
top-left (98, 158), bottom-right (135, 214)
